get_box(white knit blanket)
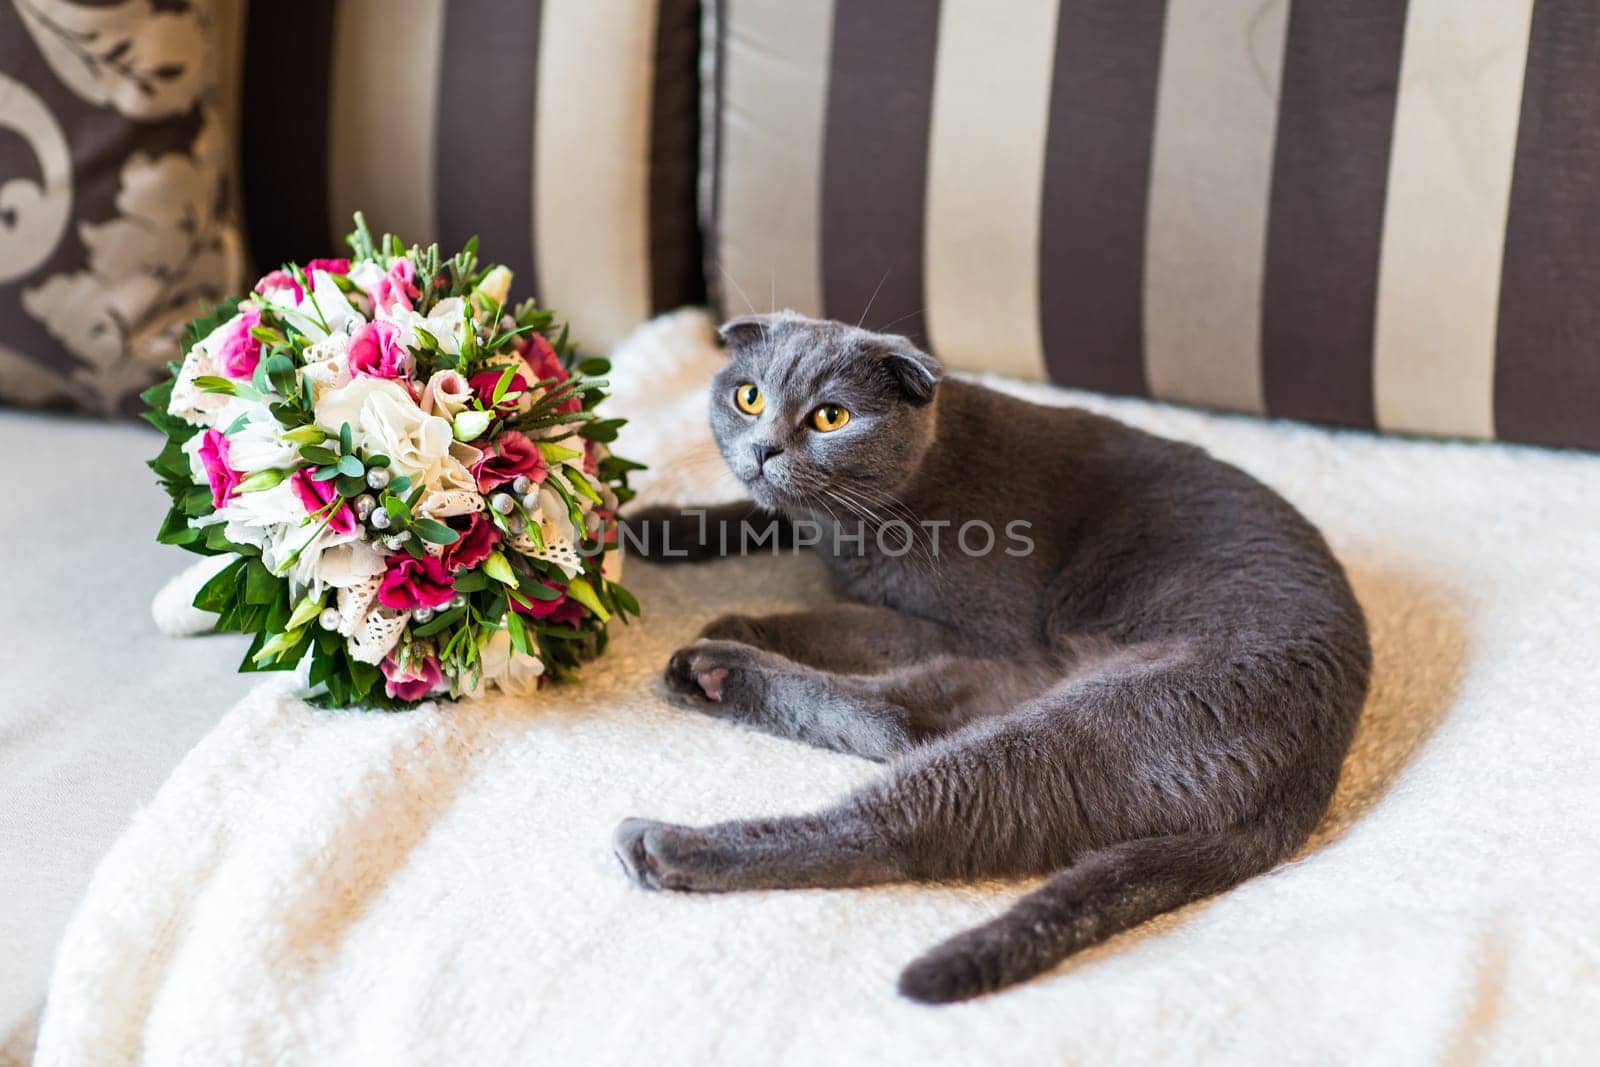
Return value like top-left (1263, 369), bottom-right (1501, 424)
top-left (36, 312), bottom-right (1600, 1065)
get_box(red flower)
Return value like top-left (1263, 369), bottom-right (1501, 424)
top-left (381, 652), bottom-right (442, 701)
top-left (473, 431), bottom-right (547, 492)
top-left (521, 333), bottom-right (580, 413)
top-left (467, 368), bottom-right (528, 418)
top-left (289, 469), bottom-right (356, 534)
top-left (511, 582), bottom-right (587, 625)
top-left (377, 553), bottom-right (455, 611)
top-left (439, 511), bottom-right (499, 572)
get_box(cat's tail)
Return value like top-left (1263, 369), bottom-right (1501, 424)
top-left (897, 824), bottom-right (1286, 1004)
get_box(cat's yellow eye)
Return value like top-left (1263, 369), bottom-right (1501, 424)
top-left (733, 382), bottom-right (765, 415)
top-left (810, 404), bottom-right (851, 432)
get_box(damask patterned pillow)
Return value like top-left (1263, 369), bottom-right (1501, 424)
top-left (0, 0), bottom-right (245, 415)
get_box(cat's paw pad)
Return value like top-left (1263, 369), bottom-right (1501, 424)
top-left (664, 641), bottom-right (762, 708)
top-left (612, 817), bottom-right (705, 892)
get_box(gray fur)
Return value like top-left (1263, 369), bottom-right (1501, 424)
top-left (616, 312), bottom-right (1371, 1004)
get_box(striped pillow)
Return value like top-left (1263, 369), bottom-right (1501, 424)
top-left (241, 0), bottom-right (703, 355)
top-left (706, 0), bottom-right (1600, 451)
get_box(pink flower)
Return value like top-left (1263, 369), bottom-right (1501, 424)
top-left (439, 511), bottom-right (499, 572)
top-left (289, 469), bottom-right (356, 535)
top-left (473, 431), bottom-right (547, 491)
top-left (347, 320), bottom-right (412, 379)
top-left (381, 652), bottom-right (443, 701)
top-left (367, 258), bottom-right (420, 315)
top-left (305, 258), bottom-right (351, 277)
top-left (217, 309), bottom-right (263, 379)
top-left (521, 333), bottom-right (581, 413)
top-left (511, 582), bottom-right (587, 625)
top-left (377, 553), bottom-right (455, 611)
top-left (253, 270), bottom-right (302, 304)
top-left (197, 429), bottom-right (240, 509)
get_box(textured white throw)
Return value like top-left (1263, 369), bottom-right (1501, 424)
top-left (37, 311), bottom-right (1600, 1065)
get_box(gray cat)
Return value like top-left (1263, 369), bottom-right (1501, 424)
top-left (615, 312), bottom-right (1370, 1003)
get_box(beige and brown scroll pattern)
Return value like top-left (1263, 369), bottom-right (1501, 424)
top-left (3, 0), bottom-right (242, 412)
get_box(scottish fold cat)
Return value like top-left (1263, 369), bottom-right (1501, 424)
top-left (617, 313), bottom-right (1369, 1003)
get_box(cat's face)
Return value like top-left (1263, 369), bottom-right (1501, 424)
top-left (709, 313), bottom-right (943, 512)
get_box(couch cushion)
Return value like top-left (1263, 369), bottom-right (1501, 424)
top-left (0, 410), bottom-right (258, 1055)
top-left (239, 0), bottom-right (704, 355)
top-left (0, 0), bottom-right (247, 416)
top-left (705, 0), bottom-right (1600, 450)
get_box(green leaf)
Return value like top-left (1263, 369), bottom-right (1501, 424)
top-left (381, 492), bottom-right (412, 525)
top-left (537, 441), bottom-right (583, 463)
top-left (336, 474), bottom-right (368, 498)
top-left (609, 581), bottom-right (640, 616)
top-left (491, 363), bottom-right (518, 405)
top-left (193, 375), bottom-right (236, 395)
top-left (412, 605), bottom-right (465, 637)
top-left (506, 611), bottom-right (532, 656)
top-left (193, 557), bottom-right (245, 613)
top-left (336, 453), bottom-right (365, 477)
top-left (577, 357), bottom-right (611, 376)
top-left (366, 453), bottom-right (391, 469)
top-left (483, 550), bottom-right (517, 587)
top-left (564, 577), bottom-right (609, 623)
top-left (311, 465), bottom-right (341, 482)
top-left (299, 445), bottom-right (339, 465)
top-left (244, 559), bottom-right (279, 605)
top-left (452, 570), bottom-right (489, 593)
top-left (413, 517), bottom-right (459, 545)
top-left (339, 421), bottom-right (353, 454)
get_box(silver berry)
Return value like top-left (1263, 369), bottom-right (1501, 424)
top-left (413, 607), bottom-right (434, 623)
top-left (491, 492), bottom-right (516, 514)
top-left (365, 467), bottom-right (391, 490)
top-left (369, 508), bottom-right (392, 530)
top-left (450, 594), bottom-right (468, 609)
top-left (354, 494), bottom-right (377, 520)
top-left (318, 607), bottom-right (341, 631)
top-left (385, 530), bottom-right (412, 547)
top-left (512, 475), bottom-right (532, 495)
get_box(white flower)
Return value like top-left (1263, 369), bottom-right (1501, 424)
top-left (313, 377), bottom-right (453, 483)
top-left (420, 369), bottom-right (473, 418)
top-left (167, 313), bottom-right (236, 426)
top-left (217, 399), bottom-right (299, 473)
top-left (382, 296), bottom-right (468, 355)
top-left (535, 483), bottom-right (577, 545)
top-left (268, 269), bottom-right (365, 342)
top-left (467, 629), bottom-right (544, 697)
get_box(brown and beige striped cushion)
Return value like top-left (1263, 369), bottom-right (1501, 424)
top-left (241, 0), bottom-right (703, 354)
top-left (706, 0), bottom-right (1600, 451)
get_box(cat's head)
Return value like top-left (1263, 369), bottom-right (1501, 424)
top-left (708, 312), bottom-right (943, 512)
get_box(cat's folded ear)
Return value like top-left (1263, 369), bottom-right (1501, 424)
top-left (871, 336), bottom-right (943, 405)
top-left (717, 315), bottom-right (770, 354)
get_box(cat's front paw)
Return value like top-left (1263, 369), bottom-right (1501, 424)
top-left (612, 817), bottom-right (711, 892)
top-left (663, 640), bottom-right (767, 712)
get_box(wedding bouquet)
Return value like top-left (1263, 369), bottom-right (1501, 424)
top-left (143, 215), bottom-right (642, 708)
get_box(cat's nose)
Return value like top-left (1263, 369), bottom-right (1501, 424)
top-left (751, 442), bottom-right (783, 469)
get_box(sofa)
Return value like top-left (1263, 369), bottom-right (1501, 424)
top-left (3, 2), bottom-right (1597, 1063)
